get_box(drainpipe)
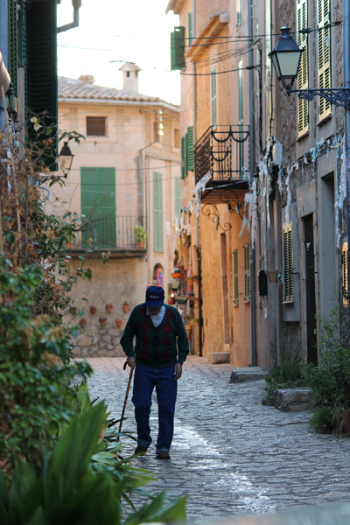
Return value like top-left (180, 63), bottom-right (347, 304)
top-left (344, 0), bottom-right (350, 296)
top-left (248, 0), bottom-right (257, 366)
top-left (57, 0), bottom-right (81, 33)
top-left (0, 0), bottom-right (8, 130)
top-left (193, 0), bottom-right (202, 356)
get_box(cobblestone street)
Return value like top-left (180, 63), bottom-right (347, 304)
top-left (87, 357), bottom-right (350, 523)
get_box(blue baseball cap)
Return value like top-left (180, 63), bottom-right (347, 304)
top-left (146, 286), bottom-right (165, 307)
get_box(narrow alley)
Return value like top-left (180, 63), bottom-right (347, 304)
top-left (88, 357), bottom-right (350, 523)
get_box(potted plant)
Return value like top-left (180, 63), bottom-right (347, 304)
top-left (135, 225), bottom-right (147, 248)
top-left (116, 318), bottom-right (122, 328)
top-left (79, 319), bottom-right (87, 328)
top-left (105, 303), bottom-right (113, 314)
top-left (175, 295), bottom-right (187, 305)
top-left (99, 317), bottom-right (107, 327)
top-left (90, 305), bottom-right (97, 315)
top-left (71, 306), bottom-right (77, 315)
top-left (123, 301), bottom-right (130, 313)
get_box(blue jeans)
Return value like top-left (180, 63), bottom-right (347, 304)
top-left (132, 363), bottom-right (177, 453)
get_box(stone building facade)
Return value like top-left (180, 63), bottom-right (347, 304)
top-left (45, 65), bottom-right (181, 357)
top-left (167, 0), bottom-right (349, 368)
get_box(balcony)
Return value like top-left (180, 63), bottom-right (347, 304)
top-left (65, 216), bottom-right (147, 256)
top-left (194, 125), bottom-right (250, 204)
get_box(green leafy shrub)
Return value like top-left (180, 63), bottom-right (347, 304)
top-left (305, 304), bottom-right (350, 433)
top-left (0, 257), bottom-right (92, 469)
top-left (263, 361), bottom-right (306, 405)
top-left (0, 403), bottom-right (186, 525)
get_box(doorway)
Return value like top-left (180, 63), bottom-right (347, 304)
top-left (220, 233), bottom-right (230, 344)
top-left (304, 215), bottom-right (317, 364)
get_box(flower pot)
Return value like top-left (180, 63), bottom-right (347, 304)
top-left (79, 319), bottom-right (87, 328)
top-left (99, 317), bottom-right (107, 327)
top-left (266, 269), bottom-right (278, 283)
top-left (116, 319), bottom-right (122, 328)
top-left (123, 303), bottom-right (129, 313)
top-left (175, 297), bottom-right (187, 305)
top-left (185, 325), bottom-right (192, 338)
top-left (106, 304), bottom-right (113, 314)
top-left (66, 242), bottom-right (72, 250)
top-left (90, 305), bottom-right (97, 315)
top-left (71, 306), bottom-right (77, 315)
top-left (138, 240), bottom-right (146, 249)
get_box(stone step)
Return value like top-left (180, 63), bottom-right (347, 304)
top-left (208, 352), bottom-right (231, 364)
top-left (230, 367), bottom-right (269, 383)
top-left (273, 388), bottom-right (312, 412)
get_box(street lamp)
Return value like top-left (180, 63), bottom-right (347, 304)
top-left (270, 26), bottom-right (350, 109)
top-left (58, 142), bottom-right (74, 176)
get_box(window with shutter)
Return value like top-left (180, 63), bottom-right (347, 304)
top-left (342, 242), bottom-right (349, 307)
top-left (211, 67), bottom-right (217, 128)
top-left (244, 244), bottom-right (251, 301)
top-left (174, 177), bottom-right (182, 217)
top-left (86, 117), bottom-right (106, 136)
top-left (233, 249), bottom-right (239, 305)
top-left (170, 27), bottom-right (185, 71)
top-left (283, 224), bottom-right (294, 302)
top-left (188, 12), bottom-right (193, 45)
top-left (8, 0), bottom-right (18, 97)
top-left (236, 0), bottom-right (241, 26)
top-left (27, 0), bottom-right (58, 169)
top-left (81, 168), bottom-right (116, 249)
top-left (318, 0), bottom-right (331, 117)
top-left (181, 136), bottom-right (187, 179)
top-left (187, 126), bottom-right (194, 171)
top-left (153, 172), bottom-right (164, 252)
top-left (238, 60), bottom-right (244, 177)
top-left (297, 0), bottom-right (309, 135)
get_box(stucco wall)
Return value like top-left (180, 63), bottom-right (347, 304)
top-left (67, 257), bottom-right (147, 357)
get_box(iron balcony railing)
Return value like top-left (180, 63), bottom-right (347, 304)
top-left (194, 125), bottom-right (250, 185)
top-left (66, 215), bottom-right (147, 252)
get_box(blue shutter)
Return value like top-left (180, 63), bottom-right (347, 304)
top-left (153, 172), bottom-right (164, 252)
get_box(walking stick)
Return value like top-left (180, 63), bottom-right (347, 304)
top-left (118, 362), bottom-right (134, 434)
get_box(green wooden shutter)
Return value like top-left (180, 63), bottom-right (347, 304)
top-left (318, 0), bottom-right (331, 116)
top-left (297, 0), bottom-right (309, 135)
top-left (244, 244), bottom-right (250, 301)
top-left (175, 177), bottom-right (182, 216)
top-left (211, 67), bottom-right (217, 128)
top-left (234, 249), bottom-right (239, 305)
top-left (188, 12), bottom-right (193, 45)
top-left (342, 242), bottom-right (349, 306)
top-left (27, 0), bottom-right (58, 170)
top-left (238, 60), bottom-right (244, 177)
top-left (81, 168), bottom-right (116, 249)
top-left (187, 126), bottom-right (194, 171)
top-left (8, 0), bottom-right (18, 97)
top-left (283, 224), bottom-right (294, 302)
top-left (170, 26), bottom-right (185, 71)
top-left (236, 0), bottom-right (241, 26)
top-left (153, 172), bottom-right (164, 252)
top-left (181, 136), bottom-right (188, 179)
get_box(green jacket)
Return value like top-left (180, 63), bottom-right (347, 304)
top-left (120, 303), bottom-right (189, 368)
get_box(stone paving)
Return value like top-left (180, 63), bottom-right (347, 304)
top-left (87, 356), bottom-right (350, 523)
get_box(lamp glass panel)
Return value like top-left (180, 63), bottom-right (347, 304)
top-left (271, 53), bottom-right (281, 78)
top-left (60, 155), bottom-right (73, 171)
top-left (277, 51), bottom-right (301, 78)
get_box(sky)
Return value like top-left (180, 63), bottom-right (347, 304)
top-left (57, 0), bottom-right (180, 105)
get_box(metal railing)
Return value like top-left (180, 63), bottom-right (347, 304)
top-left (194, 125), bottom-right (250, 185)
top-left (66, 216), bottom-right (147, 252)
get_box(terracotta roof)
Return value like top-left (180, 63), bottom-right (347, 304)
top-left (58, 76), bottom-right (161, 104)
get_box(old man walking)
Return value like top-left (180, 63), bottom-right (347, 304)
top-left (120, 286), bottom-right (189, 459)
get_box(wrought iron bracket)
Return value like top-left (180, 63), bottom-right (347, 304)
top-left (286, 87), bottom-right (350, 110)
top-left (202, 204), bottom-right (232, 232)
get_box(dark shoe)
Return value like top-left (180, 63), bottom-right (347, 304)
top-left (156, 451), bottom-right (170, 460)
top-left (135, 445), bottom-right (148, 455)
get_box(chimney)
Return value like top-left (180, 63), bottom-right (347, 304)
top-left (78, 75), bottom-right (95, 84)
top-left (119, 62), bottom-right (141, 93)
